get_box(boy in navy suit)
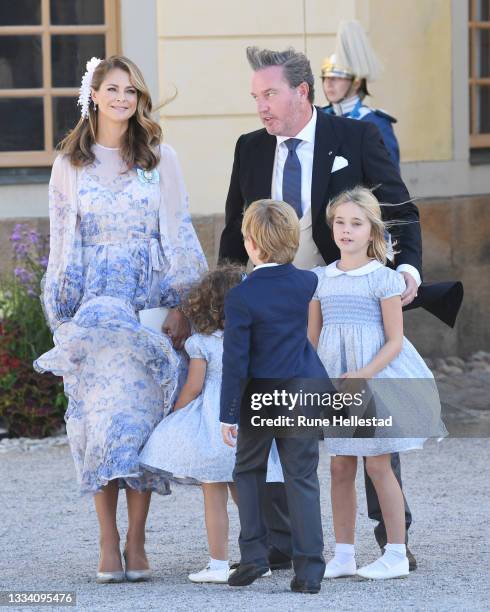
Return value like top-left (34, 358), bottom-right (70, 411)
top-left (220, 199), bottom-right (328, 594)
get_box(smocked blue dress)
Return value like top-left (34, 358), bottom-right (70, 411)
top-left (313, 260), bottom-right (447, 456)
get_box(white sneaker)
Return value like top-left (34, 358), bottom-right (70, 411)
top-left (323, 557), bottom-right (357, 579)
top-left (357, 556), bottom-right (409, 580)
top-left (188, 565), bottom-right (230, 583)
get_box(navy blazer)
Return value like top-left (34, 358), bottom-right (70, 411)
top-left (220, 264), bottom-right (327, 425)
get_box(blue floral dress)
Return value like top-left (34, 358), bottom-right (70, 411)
top-left (34, 143), bottom-right (208, 495)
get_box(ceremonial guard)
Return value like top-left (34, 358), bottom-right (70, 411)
top-left (320, 20), bottom-right (400, 168)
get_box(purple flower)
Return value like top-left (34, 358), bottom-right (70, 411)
top-left (14, 266), bottom-right (26, 276)
top-left (14, 267), bottom-right (35, 286)
top-left (10, 225), bottom-right (22, 242)
top-left (13, 242), bottom-right (29, 258)
top-left (29, 230), bottom-right (39, 245)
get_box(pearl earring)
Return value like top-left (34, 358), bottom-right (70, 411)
top-left (93, 101), bottom-right (97, 111)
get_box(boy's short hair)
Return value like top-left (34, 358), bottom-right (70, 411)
top-left (241, 199), bottom-right (300, 264)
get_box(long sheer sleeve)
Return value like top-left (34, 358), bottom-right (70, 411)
top-left (42, 155), bottom-right (83, 331)
top-left (157, 144), bottom-right (208, 307)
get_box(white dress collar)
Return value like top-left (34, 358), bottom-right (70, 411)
top-left (324, 259), bottom-right (383, 277)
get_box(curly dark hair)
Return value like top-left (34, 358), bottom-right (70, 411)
top-left (182, 264), bottom-right (245, 334)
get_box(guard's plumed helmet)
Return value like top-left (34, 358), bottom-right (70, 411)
top-left (320, 20), bottom-right (382, 82)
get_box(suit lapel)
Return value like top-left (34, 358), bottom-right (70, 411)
top-left (311, 109), bottom-right (340, 223)
top-left (250, 130), bottom-right (276, 202)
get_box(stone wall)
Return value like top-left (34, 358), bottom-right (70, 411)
top-left (1, 194), bottom-right (487, 357)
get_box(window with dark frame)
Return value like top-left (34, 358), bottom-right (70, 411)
top-left (469, 0), bottom-right (490, 148)
top-left (0, 0), bottom-right (119, 168)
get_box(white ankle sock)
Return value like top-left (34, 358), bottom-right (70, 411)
top-left (209, 557), bottom-right (229, 571)
top-left (382, 543), bottom-right (406, 567)
top-left (334, 543), bottom-right (355, 565)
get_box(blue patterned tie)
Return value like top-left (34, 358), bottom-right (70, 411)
top-left (282, 138), bottom-right (303, 219)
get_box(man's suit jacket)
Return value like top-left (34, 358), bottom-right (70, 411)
top-left (219, 264), bottom-right (328, 425)
top-left (218, 107), bottom-right (422, 276)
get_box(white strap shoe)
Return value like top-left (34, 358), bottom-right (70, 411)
top-left (188, 565), bottom-right (230, 584)
top-left (323, 557), bottom-right (357, 579)
top-left (357, 556), bottom-right (409, 580)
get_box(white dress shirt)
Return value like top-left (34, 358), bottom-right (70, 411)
top-left (253, 262), bottom-right (280, 271)
top-left (270, 106), bottom-right (420, 286)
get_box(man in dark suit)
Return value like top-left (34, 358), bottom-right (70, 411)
top-left (219, 46), bottom-right (421, 571)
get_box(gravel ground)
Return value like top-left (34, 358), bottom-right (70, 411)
top-left (1, 438), bottom-right (488, 612)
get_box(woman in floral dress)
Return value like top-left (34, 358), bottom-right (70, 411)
top-left (34, 56), bottom-right (207, 582)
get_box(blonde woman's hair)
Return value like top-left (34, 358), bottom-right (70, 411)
top-left (326, 186), bottom-right (391, 264)
top-left (241, 199), bottom-right (300, 264)
top-left (59, 55), bottom-right (162, 170)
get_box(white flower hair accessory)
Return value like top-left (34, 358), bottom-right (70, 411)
top-left (78, 57), bottom-right (103, 119)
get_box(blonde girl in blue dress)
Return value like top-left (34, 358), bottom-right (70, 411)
top-left (34, 56), bottom-right (207, 583)
top-left (308, 187), bottom-right (446, 580)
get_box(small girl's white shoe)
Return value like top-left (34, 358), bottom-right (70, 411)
top-left (357, 556), bottom-right (409, 580)
top-left (96, 570), bottom-right (125, 584)
top-left (188, 565), bottom-right (230, 583)
top-left (323, 557), bottom-right (357, 579)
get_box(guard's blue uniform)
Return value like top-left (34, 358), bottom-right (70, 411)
top-left (322, 99), bottom-right (400, 169)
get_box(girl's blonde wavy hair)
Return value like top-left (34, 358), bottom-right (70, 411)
top-left (326, 186), bottom-right (392, 264)
top-left (59, 55), bottom-right (162, 170)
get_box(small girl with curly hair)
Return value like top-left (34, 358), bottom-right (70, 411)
top-left (139, 265), bottom-right (283, 584)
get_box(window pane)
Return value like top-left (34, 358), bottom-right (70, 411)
top-left (0, 98), bottom-right (44, 151)
top-left (478, 86), bottom-right (490, 133)
top-left (475, 0), bottom-right (490, 21)
top-left (0, 0), bottom-right (41, 25)
top-left (51, 35), bottom-right (105, 87)
top-left (475, 28), bottom-right (490, 77)
top-left (0, 36), bottom-right (43, 89)
top-left (52, 97), bottom-right (79, 147)
top-left (50, 0), bottom-right (104, 25)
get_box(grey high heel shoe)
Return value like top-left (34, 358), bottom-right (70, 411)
top-left (123, 551), bottom-right (152, 582)
top-left (96, 570), bottom-right (126, 584)
top-left (96, 551), bottom-right (125, 583)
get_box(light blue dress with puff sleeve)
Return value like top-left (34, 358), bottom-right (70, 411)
top-left (139, 331), bottom-right (284, 483)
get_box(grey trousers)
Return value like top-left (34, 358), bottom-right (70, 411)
top-left (234, 429), bottom-right (325, 583)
